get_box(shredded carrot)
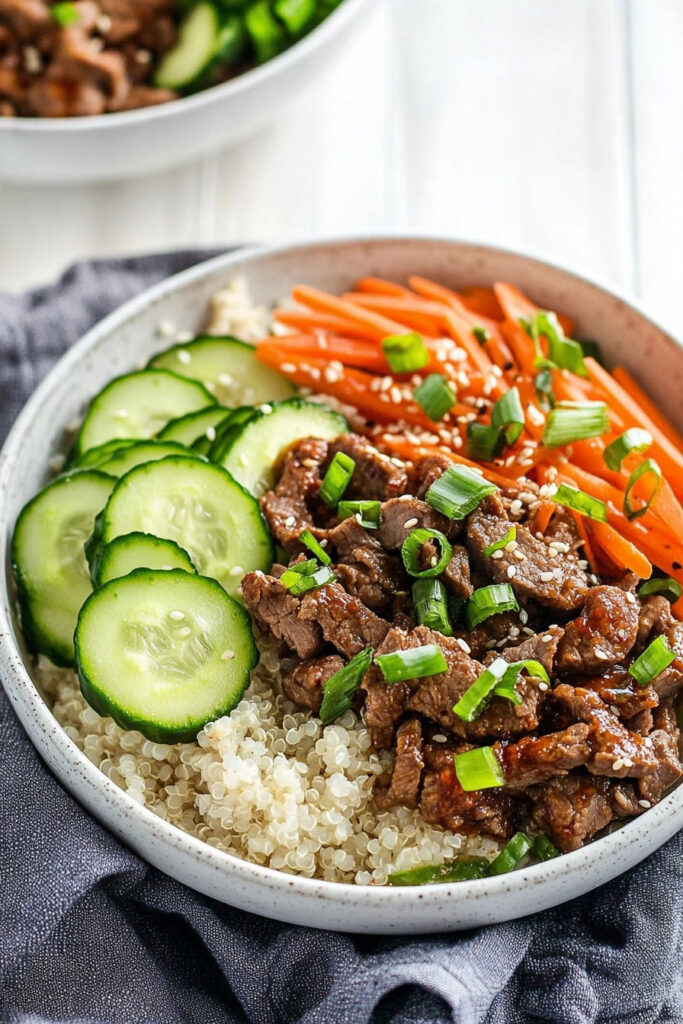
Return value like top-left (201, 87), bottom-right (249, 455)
top-left (588, 519), bottom-right (652, 579)
top-left (273, 308), bottom-right (384, 342)
top-left (569, 510), bottom-right (601, 575)
top-left (341, 293), bottom-right (446, 336)
top-left (459, 286), bottom-right (503, 320)
top-left (612, 365), bottom-right (683, 451)
top-left (376, 435), bottom-right (520, 490)
top-left (291, 285), bottom-right (408, 342)
top-left (354, 276), bottom-right (414, 298)
top-left (256, 334), bottom-right (390, 374)
top-left (532, 500), bottom-right (555, 534)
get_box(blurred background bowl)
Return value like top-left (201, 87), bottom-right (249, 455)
top-left (0, 0), bottom-right (368, 185)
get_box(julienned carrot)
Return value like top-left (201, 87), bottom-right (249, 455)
top-left (273, 308), bottom-right (384, 342)
top-left (291, 285), bottom-right (409, 342)
top-left (256, 334), bottom-right (390, 374)
top-left (376, 434), bottom-right (521, 490)
top-left (612, 366), bottom-right (683, 451)
top-left (355, 276), bottom-right (414, 298)
top-left (495, 283), bottom-right (538, 372)
top-left (342, 293), bottom-right (447, 336)
top-left (587, 519), bottom-right (652, 579)
top-left (459, 286), bottom-right (503, 320)
top-left (256, 347), bottom-right (444, 429)
top-left (569, 510), bottom-right (601, 575)
top-left (585, 357), bottom-right (683, 499)
top-left (532, 500), bottom-right (555, 534)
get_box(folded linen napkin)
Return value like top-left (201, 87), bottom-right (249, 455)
top-left (1, 252), bottom-right (682, 1024)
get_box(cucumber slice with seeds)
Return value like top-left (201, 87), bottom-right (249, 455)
top-left (93, 532), bottom-right (196, 587)
top-left (72, 438), bottom-right (141, 470)
top-left (158, 406), bottom-right (231, 447)
top-left (218, 397), bottom-right (347, 497)
top-left (148, 336), bottom-right (296, 406)
top-left (89, 455), bottom-right (273, 597)
top-left (75, 568), bottom-right (257, 742)
top-left (12, 471), bottom-right (116, 666)
top-left (153, 2), bottom-right (221, 91)
top-left (96, 440), bottom-right (193, 478)
top-left (76, 369), bottom-right (214, 458)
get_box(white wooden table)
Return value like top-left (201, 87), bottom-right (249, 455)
top-left (1, 0), bottom-right (681, 336)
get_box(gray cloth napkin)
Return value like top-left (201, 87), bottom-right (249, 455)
top-left (1, 252), bottom-right (683, 1024)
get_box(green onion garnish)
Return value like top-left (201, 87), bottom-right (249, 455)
top-left (638, 576), bottom-right (682, 602)
top-left (414, 373), bottom-right (456, 421)
top-left (412, 578), bottom-right (453, 636)
top-left (483, 525), bottom-right (516, 557)
top-left (472, 325), bottom-right (490, 345)
top-left (388, 856), bottom-right (489, 886)
top-left (493, 659), bottom-right (550, 705)
top-left (629, 635), bottom-right (675, 687)
top-left (375, 643), bottom-right (447, 683)
top-left (273, 0), bottom-right (316, 34)
top-left (466, 422), bottom-right (506, 461)
top-left (299, 528), bottom-right (331, 565)
top-left (534, 368), bottom-right (555, 411)
top-left (464, 583), bottom-right (519, 630)
top-left (51, 1), bottom-right (80, 26)
top-left (603, 428), bottom-right (653, 471)
top-left (426, 465), bottom-right (497, 520)
top-left (381, 332), bottom-right (429, 373)
top-left (280, 563), bottom-right (336, 596)
top-left (319, 647), bottom-right (373, 725)
top-left (337, 499), bottom-right (381, 529)
top-left (624, 458), bottom-right (661, 520)
top-left (454, 746), bottom-right (504, 791)
top-left (533, 833), bottom-right (560, 861)
top-left (401, 527), bottom-right (453, 578)
top-left (551, 482), bottom-right (607, 522)
top-left (542, 401), bottom-right (609, 449)
top-left (453, 658), bottom-right (508, 722)
top-left (488, 832), bottom-right (533, 875)
top-left (491, 386), bottom-right (525, 445)
top-left (319, 451), bottom-right (355, 506)
top-left (523, 311), bottom-right (589, 378)
top-left (244, 0), bottom-right (286, 62)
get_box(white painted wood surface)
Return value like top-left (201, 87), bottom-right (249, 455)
top-left (0, 0), bottom-right (680, 336)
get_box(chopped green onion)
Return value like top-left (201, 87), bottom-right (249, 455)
top-left (579, 339), bottom-right (602, 363)
top-left (299, 528), bottom-right (331, 566)
top-left (453, 658), bottom-right (508, 722)
top-left (414, 373), bottom-right (456, 421)
top-left (534, 368), bottom-right (555, 411)
top-left (381, 332), bottom-right (429, 373)
top-left (375, 643), bottom-right (447, 683)
top-left (533, 833), bottom-right (560, 861)
top-left (319, 451), bottom-right (354, 506)
top-left (401, 528), bottom-right (453, 578)
top-left (280, 563), bottom-right (336, 596)
top-left (523, 311), bottom-right (589, 378)
top-left (464, 583), bottom-right (519, 630)
top-left (483, 525), bottom-right (516, 558)
top-left (388, 856), bottom-right (489, 886)
top-left (454, 746), bottom-right (504, 791)
top-left (319, 647), bottom-right (373, 724)
top-left (337, 500), bottom-right (381, 529)
top-left (493, 659), bottom-right (550, 705)
top-left (426, 465), bottom-right (497, 520)
top-left (552, 482), bottom-right (607, 522)
top-left (624, 458), bottom-right (661, 520)
top-left (51, 1), bottom-right (80, 26)
top-left (244, 0), bottom-right (286, 62)
top-left (542, 401), bottom-right (609, 450)
top-left (274, 0), bottom-right (316, 34)
top-left (466, 422), bottom-right (506, 461)
top-left (412, 578), bottom-right (453, 635)
top-left (488, 832), bottom-right (533, 875)
top-left (472, 325), bottom-right (490, 345)
top-left (638, 576), bottom-right (682, 602)
top-left (629, 635), bottom-right (676, 687)
top-left (604, 428), bottom-right (653, 471)
top-left (491, 386), bottom-right (524, 445)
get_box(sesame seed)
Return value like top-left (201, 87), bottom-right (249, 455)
top-left (514, 550), bottom-right (526, 561)
top-left (612, 759), bottom-right (624, 771)
top-left (456, 638), bottom-right (471, 654)
top-left (540, 571), bottom-right (554, 582)
top-left (622, 757), bottom-right (634, 768)
top-left (206, 426), bottom-right (216, 441)
top-left (506, 540), bottom-right (519, 551)
top-left (538, 682), bottom-right (549, 691)
top-left (135, 48), bottom-right (152, 64)
top-left (491, 550), bottom-right (504, 560)
top-left (430, 556), bottom-right (438, 567)
top-left (96, 12), bottom-right (112, 32)
top-left (519, 609), bottom-right (529, 624)
top-left (625, 592), bottom-right (636, 604)
top-left (281, 363), bottom-right (296, 373)
top-left (638, 799), bottom-right (652, 808)
top-left (169, 611), bottom-right (185, 621)
top-left (221, 649), bottom-right (235, 660)
top-left (284, 516), bottom-right (296, 527)
top-left (432, 734), bottom-right (447, 743)
top-left (403, 517), bottom-right (419, 529)
top-left (229, 565), bottom-right (244, 577)
top-left (541, 634), bottom-right (553, 643)
top-left (594, 649), bottom-right (609, 661)
top-left (507, 565), bottom-right (517, 579)
top-left (509, 499), bottom-right (523, 515)
top-left (644, 737), bottom-right (654, 747)
top-left (259, 403), bottom-right (273, 414)
top-left (218, 373), bottom-right (233, 386)
top-left (177, 349), bottom-right (191, 364)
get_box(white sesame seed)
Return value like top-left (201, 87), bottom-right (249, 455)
top-left (284, 516), bottom-right (296, 527)
top-left (206, 426), bottom-right (216, 441)
top-left (491, 550), bottom-right (505, 560)
top-left (169, 610), bottom-right (185, 621)
top-left (644, 737), bottom-right (653, 747)
top-left (403, 517), bottom-right (419, 529)
top-left (622, 757), bottom-right (634, 768)
top-left (135, 48), bottom-right (152, 64)
top-left (177, 349), bottom-right (191, 364)
top-left (281, 363), bottom-right (296, 373)
top-left (514, 549), bottom-right (526, 561)
top-left (625, 591), bottom-right (636, 604)
top-left (519, 609), bottom-right (529, 625)
top-left (221, 649), bottom-right (235, 660)
top-left (432, 734), bottom-right (448, 743)
top-left (259, 403), bottom-right (273, 414)
top-left (541, 634), bottom-right (553, 643)
top-left (96, 12), bottom-right (112, 32)
top-left (430, 556), bottom-right (438, 567)
top-left (156, 319), bottom-right (175, 338)
top-left (507, 565), bottom-right (517, 579)
top-left (229, 565), bottom-right (244, 577)
top-left (509, 499), bottom-right (523, 515)
top-left (612, 759), bottom-right (624, 771)
top-left (540, 571), bottom-right (554, 582)
top-left (638, 799), bottom-right (652, 808)
top-left (594, 649), bottom-right (609, 661)
top-left (456, 638), bottom-right (471, 654)
top-left (538, 682), bottom-right (549, 691)
top-left (506, 540), bottom-right (519, 551)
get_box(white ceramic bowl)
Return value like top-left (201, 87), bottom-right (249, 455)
top-left (0, 0), bottom-right (368, 184)
top-left (1, 237), bottom-right (682, 934)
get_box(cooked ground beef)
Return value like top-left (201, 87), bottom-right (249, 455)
top-left (245, 432), bottom-right (683, 853)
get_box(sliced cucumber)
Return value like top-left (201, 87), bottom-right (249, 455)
top-left (158, 406), bottom-right (231, 447)
top-left (12, 471), bottom-right (115, 666)
top-left (75, 569), bottom-right (258, 742)
top-left (218, 397), bottom-right (347, 497)
top-left (208, 405), bottom-right (257, 461)
top-left (90, 455), bottom-right (273, 597)
top-left (96, 441), bottom-right (193, 478)
top-left (76, 369), bottom-right (214, 458)
top-left (93, 532), bottom-right (197, 587)
top-left (153, 2), bottom-right (221, 91)
top-left (72, 438), bottom-right (141, 470)
top-left (148, 336), bottom-right (296, 406)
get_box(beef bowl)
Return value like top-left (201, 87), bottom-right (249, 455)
top-left (0, 0), bottom-right (368, 183)
top-left (1, 237), bottom-right (683, 934)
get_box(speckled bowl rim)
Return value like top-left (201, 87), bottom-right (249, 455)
top-left (0, 0), bottom-right (368, 132)
top-left (1, 235), bottom-right (682, 922)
